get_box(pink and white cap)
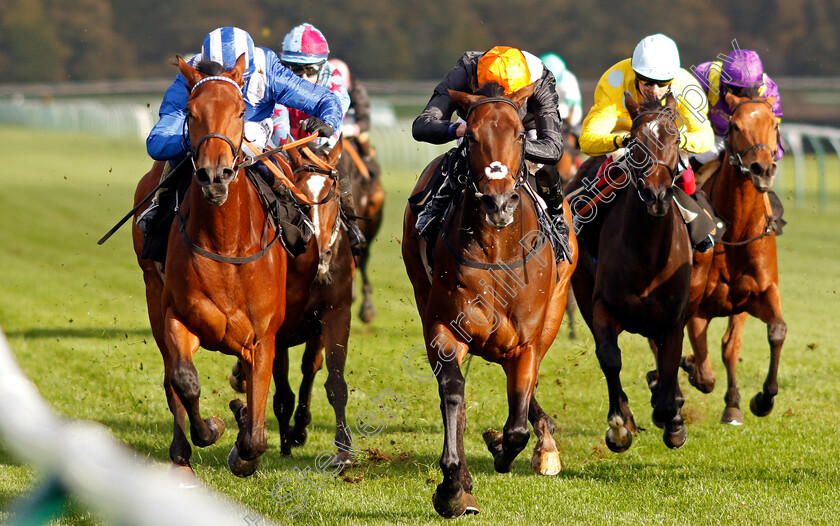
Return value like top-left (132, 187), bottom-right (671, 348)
top-left (280, 23), bottom-right (330, 64)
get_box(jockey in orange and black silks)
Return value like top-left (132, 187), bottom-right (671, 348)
top-left (691, 49), bottom-right (784, 165)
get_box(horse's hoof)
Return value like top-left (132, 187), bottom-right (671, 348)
top-left (750, 392), bottom-right (775, 417)
top-left (432, 487), bottom-right (479, 518)
top-left (606, 415), bottom-right (633, 453)
top-left (195, 416), bottom-right (225, 447)
top-left (228, 443), bottom-right (260, 478)
top-left (333, 450), bottom-right (354, 470)
top-left (721, 406), bottom-right (744, 425)
top-left (360, 304), bottom-right (376, 324)
top-left (228, 373), bottom-right (246, 393)
top-left (170, 463), bottom-right (198, 489)
top-left (531, 449), bottom-right (562, 476)
top-left (482, 429), bottom-right (503, 456)
top-left (663, 422), bottom-right (687, 449)
top-left (290, 426), bottom-right (308, 447)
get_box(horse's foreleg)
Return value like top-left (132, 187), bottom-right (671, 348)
top-left (229, 337), bottom-right (275, 477)
top-left (528, 386), bottom-right (561, 476)
top-left (683, 316), bottom-right (716, 394)
top-left (721, 312), bottom-right (748, 425)
top-left (749, 286), bottom-right (786, 417)
top-left (165, 310), bottom-right (225, 449)
top-left (429, 330), bottom-right (476, 518)
top-left (320, 308), bottom-right (352, 466)
top-left (291, 336), bottom-right (324, 447)
top-left (592, 301), bottom-right (635, 452)
top-left (653, 327), bottom-right (687, 449)
top-left (484, 350), bottom-right (536, 473)
top-left (272, 345), bottom-right (294, 456)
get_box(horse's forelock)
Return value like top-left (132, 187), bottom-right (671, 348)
top-left (194, 59), bottom-right (227, 76)
top-left (475, 81), bottom-right (506, 98)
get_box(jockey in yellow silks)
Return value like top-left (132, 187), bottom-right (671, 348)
top-left (577, 34), bottom-right (718, 251)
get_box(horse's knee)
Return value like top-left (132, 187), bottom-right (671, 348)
top-left (595, 344), bottom-right (622, 374)
top-left (171, 364), bottom-right (200, 402)
top-left (768, 321), bottom-right (787, 345)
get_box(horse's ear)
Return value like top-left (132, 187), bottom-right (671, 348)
top-left (624, 91), bottom-right (639, 119)
top-left (664, 92), bottom-right (677, 108)
top-left (724, 92), bottom-right (746, 110)
top-left (326, 135), bottom-right (343, 166)
top-left (229, 53), bottom-right (247, 87)
top-left (177, 55), bottom-right (202, 88)
top-left (448, 89), bottom-right (483, 112)
top-left (764, 96), bottom-right (777, 107)
top-left (509, 82), bottom-right (536, 108)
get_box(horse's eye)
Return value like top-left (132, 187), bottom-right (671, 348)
top-left (731, 123), bottom-right (740, 132)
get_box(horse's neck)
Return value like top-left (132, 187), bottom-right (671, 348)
top-left (715, 159), bottom-right (767, 234)
top-left (449, 191), bottom-right (531, 262)
top-left (619, 189), bottom-right (679, 260)
top-left (186, 175), bottom-right (258, 250)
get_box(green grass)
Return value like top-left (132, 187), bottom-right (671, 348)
top-left (1, 124), bottom-right (840, 525)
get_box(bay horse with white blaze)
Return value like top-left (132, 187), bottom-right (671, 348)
top-left (403, 83), bottom-right (577, 518)
top-left (132, 55), bottom-right (285, 478)
top-left (569, 93), bottom-right (692, 453)
top-left (680, 92), bottom-right (786, 425)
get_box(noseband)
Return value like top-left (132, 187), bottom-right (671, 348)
top-left (460, 97), bottom-right (527, 194)
top-left (725, 99), bottom-right (780, 176)
top-left (186, 75), bottom-right (245, 174)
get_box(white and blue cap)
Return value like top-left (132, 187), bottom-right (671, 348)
top-left (200, 27), bottom-right (256, 77)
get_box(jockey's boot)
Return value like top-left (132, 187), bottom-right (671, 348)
top-left (336, 168), bottom-right (366, 256)
top-left (248, 160), bottom-right (314, 255)
top-left (535, 169), bottom-right (572, 262)
top-left (415, 174), bottom-right (462, 244)
top-left (136, 161), bottom-right (173, 235)
top-left (675, 162), bottom-right (717, 253)
top-left (137, 158), bottom-right (192, 262)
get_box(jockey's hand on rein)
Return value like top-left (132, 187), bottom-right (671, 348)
top-left (301, 117), bottom-right (334, 138)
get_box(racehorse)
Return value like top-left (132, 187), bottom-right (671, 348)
top-left (569, 92), bottom-right (692, 453)
top-left (403, 82), bottom-right (578, 518)
top-left (679, 92), bottom-right (786, 425)
top-left (339, 137), bottom-right (384, 323)
top-left (229, 140), bottom-right (356, 465)
top-left (131, 55), bottom-right (286, 478)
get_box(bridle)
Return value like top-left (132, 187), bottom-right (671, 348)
top-left (459, 97), bottom-right (527, 195)
top-left (626, 109), bottom-right (680, 198)
top-left (186, 75), bottom-right (245, 175)
top-left (724, 98), bottom-right (780, 177)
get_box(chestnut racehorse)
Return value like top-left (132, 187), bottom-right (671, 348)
top-left (132, 55), bottom-right (286, 478)
top-left (230, 141), bottom-right (356, 465)
top-left (403, 83), bottom-right (577, 518)
top-left (680, 92), bottom-right (786, 425)
top-left (569, 93), bottom-right (692, 453)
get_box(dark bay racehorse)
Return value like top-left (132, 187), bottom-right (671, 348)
top-left (339, 137), bottom-right (384, 323)
top-left (569, 93), bottom-right (692, 452)
top-left (230, 141), bottom-right (355, 465)
top-left (132, 55), bottom-right (285, 478)
top-left (680, 92), bottom-right (786, 425)
top-left (403, 83), bottom-right (578, 518)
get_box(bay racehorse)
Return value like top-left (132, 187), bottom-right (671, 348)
top-left (569, 93), bottom-right (692, 453)
top-left (132, 55), bottom-right (285, 478)
top-left (230, 140), bottom-right (355, 465)
top-left (403, 83), bottom-right (577, 518)
top-left (339, 137), bottom-right (385, 323)
top-left (680, 92), bottom-right (786, 425)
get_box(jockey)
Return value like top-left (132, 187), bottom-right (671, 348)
top-left (270, 23), bottom-right (365, 254)
top-left (690, 48), bottom-right (784, 168)
top-left (138, 26), bottom-right (342, 258)
top-left (329, 58), bottom-right (375, 159)
top-left (412, 45), bottom-right (570, 262)
top-left (540, 53), bottom-right (583, 130)
top-left (578, 33), bottom-right (717, 252)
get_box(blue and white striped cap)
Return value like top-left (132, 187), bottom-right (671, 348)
top-left (200, 27), bottom-right (256, 77)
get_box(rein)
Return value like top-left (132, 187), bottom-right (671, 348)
top-left (724, 99), bottom-right (780, 176)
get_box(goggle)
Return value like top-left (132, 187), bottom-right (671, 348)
top-left (283, 61), bottom-right (324, 77)
top-left (636, 74), bottom-right (673, 88)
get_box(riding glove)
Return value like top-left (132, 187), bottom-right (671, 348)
top-left (301, 117), bottom-right (335, 138)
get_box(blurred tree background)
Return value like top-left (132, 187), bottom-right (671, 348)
top-left (1, 0), bottom-right (837, 82)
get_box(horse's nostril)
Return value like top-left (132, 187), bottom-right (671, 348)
top-left (222, 168), bottom-right (234, 181)
top-left (195, 168), bottom-right (210, 185)
top-left (750, 162), bottom-right (764, 176)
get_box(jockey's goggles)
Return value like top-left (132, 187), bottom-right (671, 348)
top-left (636, 74), bottom-right (673, 88)
top-left (283, 61), bottom-right (325, 77)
